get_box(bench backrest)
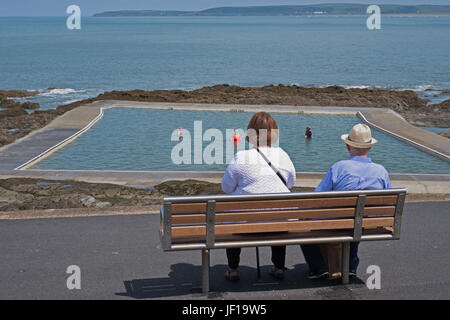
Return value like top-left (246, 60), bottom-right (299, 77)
top-left (160, 189), bottom-right (406, 251)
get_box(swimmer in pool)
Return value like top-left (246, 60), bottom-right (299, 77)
top-left (305, 127), bottom-right (312, 139)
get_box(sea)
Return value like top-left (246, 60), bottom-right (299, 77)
top-left (1, 15), bottom-right (450, 109)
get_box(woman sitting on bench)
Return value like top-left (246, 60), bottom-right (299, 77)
top-left (221, 112), bottom-right (296, 281)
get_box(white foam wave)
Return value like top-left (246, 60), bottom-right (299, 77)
top-left (38, 88), bottom-right (85, 97)
top-left (412, 85), bottom-right (435, 92)
top-left (62, 99), bottom-right (82, 105)
top-left (343, 85), bottom-right (372, 89)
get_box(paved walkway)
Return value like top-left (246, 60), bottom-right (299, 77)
top-left (0, 129), bottom-right (79, 170)
top-left (0, 201), bottom-right (448, 299)
top-left (0, 101), bottom-right (105, 170)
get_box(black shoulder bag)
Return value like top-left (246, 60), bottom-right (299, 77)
top-left (256, 147), bottom-right (288, 187)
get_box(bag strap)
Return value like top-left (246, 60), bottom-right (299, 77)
top-left (256, 147), bottom-right (288, 187)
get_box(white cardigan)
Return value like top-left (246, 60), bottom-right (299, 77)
top-left (221, 147), bottom-right (296, 195)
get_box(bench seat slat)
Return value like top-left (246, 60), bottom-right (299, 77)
top-left (171, 217), bottom-right (394, 238)
top-left (170, 195), bottom-right (398, 214)
top-left (215, 198), bottom-right (358, 212)
top-left (172, 206), bottom-right (396, 225)
top-left (365, 195), bottom-right (398, 206)
top-left (172, 227), bottom-right (394, 245)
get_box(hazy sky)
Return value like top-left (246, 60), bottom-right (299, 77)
top-left (1, 0), bottom-right (449, 16)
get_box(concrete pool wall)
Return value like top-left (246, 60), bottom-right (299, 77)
top-left (0, 100), bottom-right (449, 194)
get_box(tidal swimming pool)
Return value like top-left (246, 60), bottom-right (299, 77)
top-left (33, 108), bottom-right (450, 174)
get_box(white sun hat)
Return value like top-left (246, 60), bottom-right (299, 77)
top-left (341, 124), bottom-right (378, 148)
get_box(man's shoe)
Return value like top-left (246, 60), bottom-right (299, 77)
top-left (349, 270), bottom-right (357, 277)
top-left (308, 270), bottom-right (329, 280)
top-left (269, 266), bottom-right (285, 280)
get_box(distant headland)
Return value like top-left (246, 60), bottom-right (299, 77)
top-left (93, 4), bottom-right (450, 17)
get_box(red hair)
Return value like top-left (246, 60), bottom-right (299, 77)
top-left (246, 112), bottom-right (278, 147)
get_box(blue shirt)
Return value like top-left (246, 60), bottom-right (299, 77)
top-left (315, 156), bottom-right (391, 192)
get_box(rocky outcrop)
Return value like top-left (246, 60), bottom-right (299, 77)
top-left (93, 85), bottom-right (448, 127)
top-left (154, 179), bottom-right (224, 196)
top-left (95, 85), bottom-right (429, 113)
top-left (0, 90), bottom-right (39, 98)
top-left (0, 108), bottom-right (28, 119)
top-left (0, 90), bottom-right (40, 111)
top-left (408, 98), bottom-right (450, 128)
top-left (0, 178), bottom-right (159, 211)
top-left (21, 102), bottom-right (40, 110)
top-left (439, 131), bottom-right (450, 139)
top-left (0, 99), bottom-right (40, 110)
top-left (432, 99), bottom-right (450, 110)
top-left (0, 178), bottom-right (316, 212)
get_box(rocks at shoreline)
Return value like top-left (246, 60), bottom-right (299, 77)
top-left (0, 90), bottom-right (41, 112)
top-left (154, 179), bottom-right (224, 196)
top-left (0, 178), bottom-right (222, 211)
top-left (0, 178), bottom-right (315, 212)
top-left (0, 178), bottom-right (159, 211)
top-left (0, 108), bottom-right (28, 118)
top-left (1, 85), bottom-right (450, 148)
top-left (1, 90), bottom-right (40, 97)
top-left (439, 131), bottom-right (450, 139)
top-left (0, 90), bottom-right (39, 98)
top-left (408, 98), bottom-right (450, 128)
top-left (21, 101), bottom-right (40, 110)
top-left (97, 84), bottom-right (429, 112)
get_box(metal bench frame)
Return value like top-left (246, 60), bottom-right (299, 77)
top-left (160, 188), bottom-right (406, 294)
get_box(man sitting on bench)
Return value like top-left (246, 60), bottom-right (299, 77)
top-left (301, 123), bottom-right (392, 279)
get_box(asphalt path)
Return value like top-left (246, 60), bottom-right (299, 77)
top-left (0, 201), bottom-right (449, 300)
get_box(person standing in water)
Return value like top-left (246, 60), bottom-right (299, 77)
top-left (177, 127), bottom-right (183, 141)
top-left (232, 130), bottom-right (241, 153)
top-left (305, 127), bottom-right (312, 139)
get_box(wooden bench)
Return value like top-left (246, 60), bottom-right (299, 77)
top-left (159, 188), bottom-right (406, 294)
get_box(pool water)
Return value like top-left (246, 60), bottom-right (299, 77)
top-left (33, 108), bottom-right (450, 174)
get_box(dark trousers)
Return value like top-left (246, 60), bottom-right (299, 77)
top-left (301, 242), bottom-right (360, 273)
top-left (226, 246), bottom-right (286, 270)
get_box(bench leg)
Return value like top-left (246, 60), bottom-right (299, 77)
top-left (341, 242), bottom-right (350, 285)
top-left (202, 249), bottom-right (210, 294)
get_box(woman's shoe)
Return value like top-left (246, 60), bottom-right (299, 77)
top-left (269, 266), bottom-right (285, 280)
top-left (225, 269), bottom-right (240, 282)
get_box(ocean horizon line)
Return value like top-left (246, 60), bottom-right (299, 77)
top-left (2, 14), bottom-right (450, 18)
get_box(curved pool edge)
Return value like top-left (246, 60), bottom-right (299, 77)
top-left (357, 110), bottom-right (450, 162)
top-left (0, 100), bottom-right (448, 172)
